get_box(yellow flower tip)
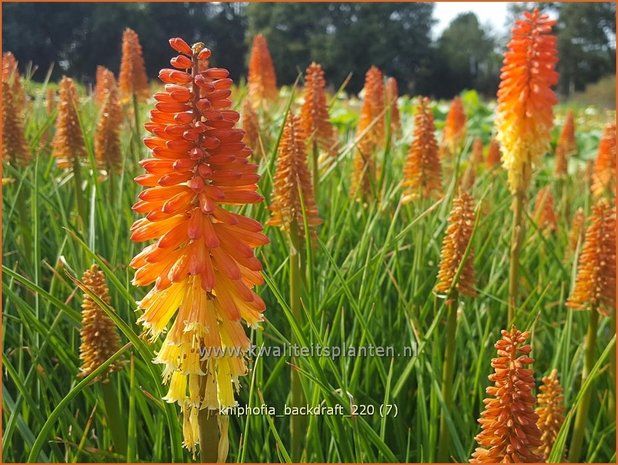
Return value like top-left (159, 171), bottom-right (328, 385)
top-left (268, 112), bottom-right (321, 242)
top-left (533, 186), bottom-right (557, 235)
top-left (442, 96), bottom-right (467, 158)
top-left (470, 326), bottom-right (543, 463)
top-left (496, 9), bottom-right (559, 193)
top-left (52, 76), bottom-right (87, 169)
top-left (402, 97), bottom-right (442, 201)
top-left (78, 264), bottom-right (124, 382)
top-left (131, 38), bottom-right (268, 451)
top-left (566, 200), bottom-right (616, 315)
top-left (591, 122), bottom-right (616, 199)
top-left (535, 368), bottom-right (566, 460)
top-left (119, 28), bottom-right (150, 103)
top-left (248, 33), bottom-right (278, 108)
top-left (300, 62), bottom-right (338, 157)
top-left (434, 191), bottom-right (476, 299)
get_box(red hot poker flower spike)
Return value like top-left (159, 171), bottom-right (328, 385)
top-left (268, 112), bottom-right (321, 243)
top-left (566, 200), bottom-right (616, 316)
top-left (130, 39), bottom-right (268, 452)
top-left (385, 76), bottom-right (401, 136)
top-left (442, 96), bottom-right (467, 158)
top-left (247, 34), bottom-right (278, 108)
top-left (496, 9), bottom-right (558, 193)
top-left (401, 97), bottom-right (442, 202)
top-left (557, 110), bottom-right (576, 157)
top-left (470, 327), bottom-right (543, 463)
top-left (591, 122), bottom-right (616, 199)
top-left (119, 28), bottom-right (150, 103)
top-left (52, 77), bottom-right (87, 169)
top-left (535, 369), bottom-right (566, 460)
top-left (300, 62), bottom-right (338, 156)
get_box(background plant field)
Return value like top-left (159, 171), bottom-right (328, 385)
top-left (2, 78), bottom-right (616, 463)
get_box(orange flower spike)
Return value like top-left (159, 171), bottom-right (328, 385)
top-left (247, 34), bottom-right (278, 107)
top-left (2, 80), bottom-right (30, 166)
top-left (591, 122), bottom-right (616, 198)
top-left (351, 149), bottom-right (377, 201)
top-left (535, 369), bottom-right (566, 460)
top-left (554, 143), bottom-right (568, 177)
top-left (568, 207), bottom-right (585, 252)
top-left (351, 66), bottom-right (384, 200)
top-left (2, 51), bottom-right (26, 108)
top-left (46, 88), bottom-right (56, 115)
top-left (434, 191), bottom-right (476, 299)
top-left (268, 112), bottom-right (321, 242)
top-left (566, 201), bottom-right (616, 315)
top-left (300, 62), bottom-right (338, 156)
top-left (496, 10), bottom-right (558, 193)
top-left (131, 39), bottom-right (268, 453)
top-left (118, 28), bottom-right (150, 103)
top-left (471, 327), bottom-right (543, 463)
top-left (94, 78), bottom-right (123, 173)
top-left (385, 76), bottom-right (401, 136)
top-left (2, 51), bottom-right (20, 82)
top-left (533, 186), bottom-right (557, 235)
top-left (470, 137), bottom-right (484, 166)
top-left (558, 110), bottom-right (577, 157)
top-left (401, 97), bottom-right (442, 202)
top-left (78, 264), bottom-right (124, 382)
top-left (486, 139), bottom-right (501, 169)
top-left (358, 66), bottom-right (385, 148)
top-left (242, 99), bottom-right (262, 158)
top-left (94, 66), bottom-right (117, 107)
top-left (52, 77), bottom-right (87, 169)
top-left (442, 96), bottom-right (467, 158)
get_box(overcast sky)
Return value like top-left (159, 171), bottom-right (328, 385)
top-left (432, 2), bottom-right (511, 37)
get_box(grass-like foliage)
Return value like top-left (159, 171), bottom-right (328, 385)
top-left (2, 77), bottom-right (616, 463)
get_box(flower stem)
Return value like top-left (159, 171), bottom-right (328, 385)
top-left (71, 157), bottom-right (87, 229)
top-left (610, 309), bottom-right (616, 422)
top-left (437, 295), bottom-right (458, 462)
top-left (508, 187), bottom-right (525, 325)
top-left (289, 220), bottom-right (305, 462)
top-left (109, 169), bottom-right (116, 206)
top-left (131, 93), bottom-right (142, 166)
top-left (568, 309), bottom-right (598, 462)
top-left (198, 409), bottom-right (219, 462)
top-left (100, 378), bottom-right (127, 456)
top-left (312, 139), bottom-right (319, 204)
top-left (15, 176), bottom-right (33, 268)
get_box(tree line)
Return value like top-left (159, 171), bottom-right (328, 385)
top-left (2, 2), bottom-right (615, 98)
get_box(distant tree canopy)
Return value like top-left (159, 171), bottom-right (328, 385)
top-left (2, 2), bottom-right (615, 98)
top-left (246, 3), bottom-right (435, 94)
top-left (435, 13), bottom-right (501, 98)
top-left (2, 3), bottom-right (247, 87)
